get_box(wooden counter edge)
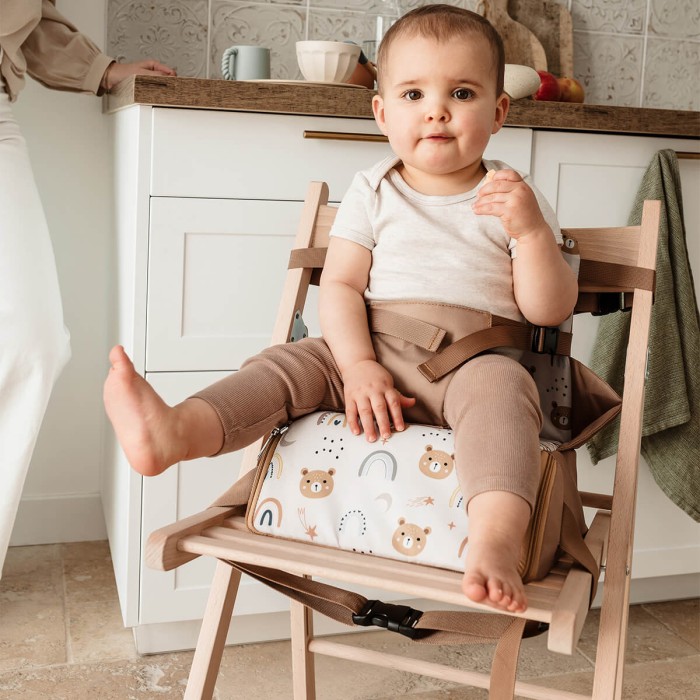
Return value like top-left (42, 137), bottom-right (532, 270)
top-left (104, 75), bottom-right (700, 140)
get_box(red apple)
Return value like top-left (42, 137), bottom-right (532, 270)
top-left (557, 77), bottom-right (585, 103)
top-left (533, 70), bottom-right (561, 101)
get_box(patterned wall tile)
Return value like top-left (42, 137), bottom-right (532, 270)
top-left (307, 8), bottom-right (380, 45)
top-left (210, 1), bottom-right (306, 80)
top-left (570, 0), bottom-right (647, 34)
top-left (310, 0), bottom-right (401, 12)
top-left (573, 30), bottom-right (643, 105)
top-left (648, 0), bottom-right (700, 39)
top-left (107, 0), bottom-right (208, 77)
top-left (105, 0), bottom-right (699, 111)
top-left (643, 38), bottom-right (700, 110)
top-left (398, 0), bottom-right (478, 13)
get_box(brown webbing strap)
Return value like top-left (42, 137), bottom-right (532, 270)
top-left (418, 325), bottom-right (572, 383)
top-left (288, 247), bottom-right (328, 286)
top-left (369, 306), bottom-right (447, 351)
top-left (578, 259), bottom-right (655, 292)
top-left (560, 504), bottom-right (600, 601)
top-left (490, 617), bottom-right (528, 699)
top-left (575, 291), bottom-right (634, 314)
top-left (224, 559), bottom-right (527, 698)
top-left (288, 246), bottom-right (327, 271)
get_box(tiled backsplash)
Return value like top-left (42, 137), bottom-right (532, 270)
top-left (107, 0), bottom-right (699, 110)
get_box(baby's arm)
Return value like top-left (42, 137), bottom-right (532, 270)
top-left (320, 237), bottom-right (414, 441)
top-left (474, 170), bottom-right (577, 326)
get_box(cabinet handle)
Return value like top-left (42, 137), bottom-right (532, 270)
top-left (303, 130), bottom-right (389, 143)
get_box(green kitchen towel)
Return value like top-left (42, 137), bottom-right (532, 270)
top-left (587, 149), bottom-right (700, 522)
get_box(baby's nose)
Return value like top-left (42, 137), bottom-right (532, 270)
top-left (425, 101), bottom-right (449, 121)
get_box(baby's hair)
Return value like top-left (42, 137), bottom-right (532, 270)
top-left (376, 4), bottom-right (505, 97)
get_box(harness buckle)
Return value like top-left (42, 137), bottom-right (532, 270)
top-left (352, 600), bottom-right (424, 639)
top-left (592, 292), bottom-right (629, 316)
top-left (531, 326), bottom-right (560, 354)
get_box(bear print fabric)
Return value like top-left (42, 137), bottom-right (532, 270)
top-left (249, 411), bottom-right (552, 571)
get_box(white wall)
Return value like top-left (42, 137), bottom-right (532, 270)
top-left (9, 0), bottom-right (112, 544)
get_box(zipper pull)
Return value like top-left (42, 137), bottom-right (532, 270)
top-left (257, 423), bottom-right (290, 460)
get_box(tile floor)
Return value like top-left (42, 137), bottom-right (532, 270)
top-left (0, 541), bottom-right (698, 699)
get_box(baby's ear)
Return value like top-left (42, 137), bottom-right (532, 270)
top-left (372, 94), bottom-right (388, 135)
top-left (491, 91), bottom-right (510, 134)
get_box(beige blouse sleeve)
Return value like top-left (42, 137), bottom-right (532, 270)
top-left (21, 0), bottom-right (114, 95)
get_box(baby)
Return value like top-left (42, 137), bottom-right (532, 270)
top-left (104, 5), bottom-right (577, 614)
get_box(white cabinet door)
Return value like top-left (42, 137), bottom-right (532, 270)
top-left (146, 197), bottom-right (313, 372)
top-left (531, 131), bottom-right (700, 581)
top-left (485, 126), bottom-right (532, 173)
top-left (531, 131), bottom-right (700, 227)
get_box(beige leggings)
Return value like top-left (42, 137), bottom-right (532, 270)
top-left (193, 337), bottom-right (543, 509)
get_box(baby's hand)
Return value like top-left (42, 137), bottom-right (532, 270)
top-left (342, 360), bottom-right (415, 442)
top-left (473, 169), bottom-right (549, 240)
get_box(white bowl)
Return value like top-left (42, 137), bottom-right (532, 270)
top-left (296, 41), bottom-right (361, 83)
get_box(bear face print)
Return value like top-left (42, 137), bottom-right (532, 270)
top-left (392, 518), bottom-right (431, 557)
top-left (550, 401), bottom-right (572, 430)
top-left (299, 468), bottom-right (335, 498)
top-left (418, 445), bottom-right (455, 479)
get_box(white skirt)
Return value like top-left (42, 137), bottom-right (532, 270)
top-left (0, 78), bottom-right (71, 576)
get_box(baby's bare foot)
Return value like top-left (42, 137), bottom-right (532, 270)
top-left (461, 491), bottom-right (531, 613)
top-left (103, 345), bottom-right (188, 476)
top-left (462, 536), bottom-right (527, 613)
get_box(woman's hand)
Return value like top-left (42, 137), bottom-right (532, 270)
top-left (342, 360), bottom-right (415, 442)
top-left (102, 60), bottom-right (177, 91)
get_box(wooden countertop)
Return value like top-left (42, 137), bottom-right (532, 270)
top-left (105, 75), bottom-right (700, 139)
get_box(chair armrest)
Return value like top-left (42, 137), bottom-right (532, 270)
top-left (145, 506), bottom-right (239, 571)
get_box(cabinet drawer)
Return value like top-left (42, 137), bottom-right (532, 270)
top-left (150, 109), bottom-right (533, 200)
top-left (151, 109), bottom-right (393, 200)
top-left (146, 197), bottom-right (320, 372)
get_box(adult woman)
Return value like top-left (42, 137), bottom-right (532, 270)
top-left (0, 0), bottom-right (175, 576)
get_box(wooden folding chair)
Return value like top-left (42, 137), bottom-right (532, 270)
top-left (147, 182), bottom-right (660, 699)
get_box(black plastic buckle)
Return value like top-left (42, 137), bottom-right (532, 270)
top-left (352, 600), bottom-right (424, 639)
top-left (592, 292), bottom-right (629, 316)
top-left (531, 326), bottom-right (559, 354)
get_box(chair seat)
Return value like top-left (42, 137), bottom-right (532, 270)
top-left (173, 510), bottom-right (609, 656)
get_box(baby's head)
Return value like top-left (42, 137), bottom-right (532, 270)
top-left (376, 4), bottom-right (505, 97)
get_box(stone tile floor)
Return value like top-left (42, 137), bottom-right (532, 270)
top-left (0, 541), bottom-right (698, 699)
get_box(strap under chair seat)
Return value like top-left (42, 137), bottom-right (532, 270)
top-left (221, 557), bottom-right (532, 699)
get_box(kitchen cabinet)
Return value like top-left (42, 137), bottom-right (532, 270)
top-left (105, 103), bottom-right (699, 652)
top-left (103, 104), bottom-right (533, 652)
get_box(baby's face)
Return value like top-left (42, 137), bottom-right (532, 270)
top-left (372, 34), bottom-right (508, 195)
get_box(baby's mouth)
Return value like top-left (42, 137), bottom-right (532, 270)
top-left (424, 134), bottom-right (451, 141)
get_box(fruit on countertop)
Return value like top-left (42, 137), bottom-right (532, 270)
top-left (533, 70), bottom-right (561, 101)
top-left (557, 76), bottom-right (585, 103)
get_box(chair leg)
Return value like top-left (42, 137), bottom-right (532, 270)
top-left (591, 555), bottom-right (632, 699)
top-left (290, 587), bottom-right (316, 700)
top-left (185, 559), bottom-right (242, 700)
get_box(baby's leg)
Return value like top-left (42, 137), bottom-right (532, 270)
top-left (104, 346), bottom-right (225, 476)
top-left (443, 354), bottom-right (542, 613)
top-left (104, 339), bottom-right (345, 477)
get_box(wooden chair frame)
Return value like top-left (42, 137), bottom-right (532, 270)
top-left (147, 182), bottom-right (660, 700)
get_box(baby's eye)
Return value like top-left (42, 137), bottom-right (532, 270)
top-left (402, 89), bottom-right (422, 101)
top-left (453, 88), bottom-right (473, 100)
